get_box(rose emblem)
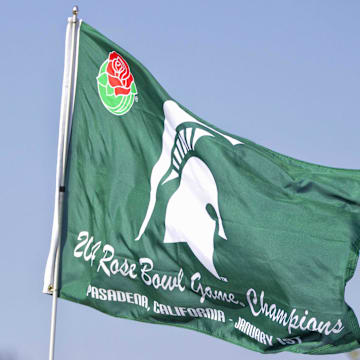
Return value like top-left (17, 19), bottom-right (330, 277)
top-left (97, 51), bottom-right (137, 116)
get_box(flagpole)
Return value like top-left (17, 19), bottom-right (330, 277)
top-left (48, 6), bottom-right (79, 360)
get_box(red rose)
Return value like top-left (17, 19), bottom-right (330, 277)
top-left (106, 51), bottom-right (134, 96)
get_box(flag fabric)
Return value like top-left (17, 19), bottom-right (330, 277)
top-left (44, 20), bottom-right (360, 355)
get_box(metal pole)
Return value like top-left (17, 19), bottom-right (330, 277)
top-left (48, 6), bottom-right (79, 360)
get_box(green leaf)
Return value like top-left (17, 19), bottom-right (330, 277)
top-left (98, 84), bottom-right (122, 108)
top-left (131, 81), bottom-right (137, 94)
top-left (97, 73), bottom-right (108, 87)
top-left (106, 83), bottom-right (115, 96)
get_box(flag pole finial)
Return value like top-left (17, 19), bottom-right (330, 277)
top-left (72, 5), bottom-right (79, 21)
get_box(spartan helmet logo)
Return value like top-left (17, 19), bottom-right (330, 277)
top-left (135, 101), bottom-right (242, 280)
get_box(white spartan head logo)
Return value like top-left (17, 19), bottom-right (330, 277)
top-left (135, 101), bottom-right (242, 280)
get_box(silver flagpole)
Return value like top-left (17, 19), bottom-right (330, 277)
top-left (48, 6), bottom-right (79, 360)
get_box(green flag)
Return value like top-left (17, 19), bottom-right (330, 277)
top-left (44, 20), bottom-right (360, 355)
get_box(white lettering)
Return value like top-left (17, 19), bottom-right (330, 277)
top-left (246, 288), bottom-right (344, 336)
top-left (97, 245), bottom-right (114, 277)
top-left (139, 258), bottom-right (185, 292)
top-left (191, 272), bottom-right (239, 304)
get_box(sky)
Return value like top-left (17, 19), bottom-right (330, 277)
top-left (1, 1), bottom-right (359, 359)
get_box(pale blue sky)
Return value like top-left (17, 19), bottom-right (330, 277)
top-left (1, 1), bottom-right (359, 359)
